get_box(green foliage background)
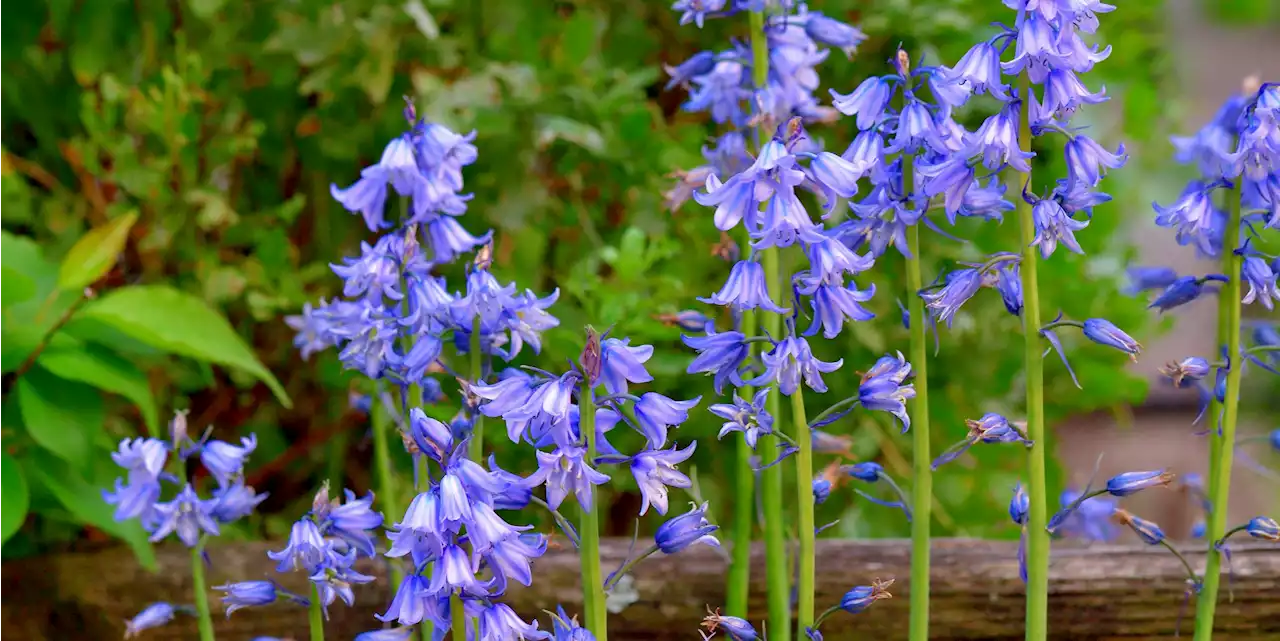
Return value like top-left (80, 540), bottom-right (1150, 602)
top-left (2, 0), bottom-right (1176, 562)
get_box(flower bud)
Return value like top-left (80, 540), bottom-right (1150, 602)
top-left (1246, 516), bottom-right (1279, 541)
top-left (840, 577), bottom-right (893, 614)
top-left (580, 326), bottom-right (603, 385)
top-left (1113, 508), bottom-right (1165, 545)
top-left (1105, 470), bottom-right (1175, 497)
top-left (312, 481), bottom-right (332, 520)
top-left (169, 409), bottom-right (190, 448)
top-left (895, 49), bottom-right (911, 77)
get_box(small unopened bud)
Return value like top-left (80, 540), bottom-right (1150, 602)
top-left (403, 225), bottom-right (419, 262)
top-left (312, 481), bottom-right (331, 520)
top-left (83, 287), bottom-right (97, 300)
top-left (653, 310), bottom-right (713, 332)
top-left (580, 326), bottom-right (602, 385)
top-left (711, 232), bottom-right (739, 263)
top-left (1112, 508), bottom-right (1166, 545)
top-left (895, 49), bottom-right (911, 77)
top-left (1243, 74), bottom-right (1261, 96)
top-left (402, 96), bottom-right (417, 125)
top-left (778, 115), bottom-right (809, 152)
top-left (169, 409), bottom-right (190, 447)
top-left (474, 242), bottom-right (493, 272)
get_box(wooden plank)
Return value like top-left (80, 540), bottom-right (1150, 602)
top-left (3, 539), bottom-right (1277, 640)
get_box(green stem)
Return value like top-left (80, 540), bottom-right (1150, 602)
top-left (812, 605), bottom-right (842, 631)
top-left (905, 218), bottom-right (932, 641)
top-left (1015, 73), bottom-right (1049, 641)
top-left (371, 385), bottom-right (405, 590)
top-left (728, 321), bottom-right (757, 616)
top-left (1193, 180), bottom-right (1244, 641)
top-left (579, 378), bottom-right (608, 640)
top-left (792, 389), bottom-right (815, 632)
top-left (748, 8), bottom-right (789, 640)
top-left (451, 593), bottom-right (466, 641)
top-left (808, 396), bottom-right (859, 429)
top-left (604, 545), bottom-right (660, 590)
top-left (190, 540), bottom-right (215, 641)
top-left (308, 583), bottom-right (325, 641)
top-left (469, 316), bottom-right (485, 460)
top-left (1158, 540), bottom-right (1201, 585)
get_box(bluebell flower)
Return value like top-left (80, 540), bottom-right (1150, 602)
top-left (683, 327), bottom-right (749, 394)
top-left (410, 408), bottom-right (454, 462)
top-left (325, 489), bottom-right (384, 557)
top-left (1040, 69), bottom-right (1107, 119)
top-left (1114, 508), bottom-right (1165, 545)
top-left (1105, 470), bottom-right (1175, 497)
top-left (752, 179), bottom-right (825, 250)
top-left (995, 265), bottom-right (1023, 316)
top-left (710, 389), bottom-right (774, 449)
top-left (700, 260), bottom-right (790, 313)
top-left (841, 129), bottom-right (885, 176)
top-left (269, 518), bottom-right (328, 572)
top-left (944, 41), bottom-right (1010, 100)
top-left (1123, 266), bottom-right (1179, 295)
top-left (424, 216), bottom-right (491, 264)
top-left (1192, 520), bottom-right (1207, 539)
top-left (1242, 256), bottom-right (1280, 309)
top-left (685, 60), bottom-right (752, 126)
top-left (125, 602), bottom-right (176, 638)
top-left (1247, 516), bottom-right (1279, 541)
top-left (1082, 318), bottom-right (1141, 360)
top-left (149, 484), bottom-right (220, 547)
top-left (210, 480), bottom-right (268, 523)
top-left (1160, 357), bottom-right (1211, 387)
top-left (1029, 196), bottom-right (1087, 258)
top-left (809, 151), bottom-right (865, 204)
top-left (804, 11), bottom-right (865, 58)
top-left (103, 475), bottom-right (162, 525)
top-left (920, 268), bottom-right (983, 327)
top-left (549, 606), bottom-right (594, 641)
top-left (1154, 182), bottom-right (1222, 257)
top-left (214, 580), bottom-right (280, 617)
top-left (805, 236), bottom-right (875, 281)
top-left (633, 392), bottom-right (701, 449)
top-left (797, 274), bottom-right (877, 339)
top-left (377, 573), bottom-right (433, 625)
top-left (839, 578), bottom-right (893, 614)
top-left (858, 352), bottom-right (915, 431)
top-left (926, 68), bottom-right (971, 112)
top-left (968, 102), bottom-right (1034, 172)
top-left (831, 76), bottom-right (893, 131)
top-left (500, 288), bottom-right (561, 361)
top-left (1271, 427), bottom-right (1280, 452)
top-left (1001, 13), bottom-right (1068, 82)
top-left (426, 542), bottom-right (491, 598)
top-left (480, 602), bottom-right (550, 641)
top-left (630, 443), bottom-right (696, 516)
top-left (813, 478), bottom-right (832, 505)
top-left (672, 0), bottom-right (727, 28)
top-left (917, 156), bottom-right (976, 218)
top-left (200, 434), bottom-right (257, 487)
top-left (887, 96), bottom-right (948, 155)
top-left (486, 533), bottom-right (547, 594)
top-left (749, 335), bottom-right (843, 395)
top-left (701, 610), bottom-right (758, 641)
top-left (664, 51), bottom-right (717, 90)
top-left (1064, 135), bottom-right (1127, 188)
top-left (310, 550), bottom-right (376, 613)
top-left (1173, 95), bottom-right (1245, 178)
top-left (1010, 484), bottom-right (1029, 525)
top-left (329, 136), bottom-right (421, 231)
top-left (655, 502), bottom-right (720, 554)
top-left (1053, 490), bottom-right (1119, 542)
top-left (527, 445), bottom-right (611, 511)
top-left (844, 461), bottom-right (883, 483)
top-left (599, 337), bottom-right (655, 394)
top-left (355, 628), bottom-right (417, 641)
top-left (1148, 275), bottom-right (1212, 312)
top-left (111, 437), bottom-right (169, 479)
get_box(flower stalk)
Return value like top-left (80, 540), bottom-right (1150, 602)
top-left (469, 316), bottom-right (485, 460)
top-left (190, 538), bottom-right (216, 641)
top-left (904, 209), bottom-right (933, 641)
top-left (451, 593), bottom-right (466, 641)
top-left (309, 583), bottom-right (326, 641)
top-left (1193, 180), bottom-right (1245, 641)
top-left (792, 388), bottom-right (815, 631)
top-left (1015, 72), bottom-right (1050, 641)
top-left (579, 375), bottom-right (608, 640)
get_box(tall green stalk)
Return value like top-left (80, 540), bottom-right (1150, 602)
top-left (309, 583), bottom-right (326, 641)
top-left (1193, 181), bottom-right (1245, 641)
top-left (747, 9), bottom-right (791, 641)
top-left (1014, 73), bottom-right (1049, 641)
top-left (578, 376), bottom-right (608, 641)
top-left (373, 390), bottom-right (405, 590)
top-left (904, 222), bottom-right (932, 640)
top-left (727, 316), bottom-right (757, 618)
top-left (451, 593), bottom-right (466, 641)
top-left (469, 316), bottom-right (485, 460)
top-left (190, 539), bottom-right (215, 641)
top-left (792, 390), bottom-right (814, 632)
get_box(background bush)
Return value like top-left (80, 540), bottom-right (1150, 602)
top-left (1, 0), bottom-right (1175, 563)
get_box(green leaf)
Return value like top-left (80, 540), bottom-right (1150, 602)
top-left (78, 285), bottom-right (292, 407)
top-left (57, 211), bottom-right (138, 291)
top-left (1, 267), bottom-right (36, 307)
top-left (535, 116), bottom-right (607, 156)
top-left (16, 367), bottom-right (105, 468)
top-left (24, 451), bottom-right (156, 570)
top-left (37, 342), bottom-right (159, 434)
top-left (1, 450), bottom-right (30, 544)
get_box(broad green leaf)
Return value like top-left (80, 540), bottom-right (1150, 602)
top-left (57, 211), bottom-right (138, 291)
top-left (16, 367), bottom-right (104, 467)
top-left (1, 231), bottom-right (83, 372)
top-left (24, 451), bottom-right (156, 570)
top-left (38, 342), bottom-right (159, 434)
top-left (2, 267), bottom-right (36, 307)
top-left (78, 285), bottom-right (291, 407)
top-left (1, 451), bottom-right (30, 544)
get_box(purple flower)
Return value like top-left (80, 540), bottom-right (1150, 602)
top-left (1124, 266), bottom-right (1179, 295)
top-left (699, 260), bottom-right (789, 313)
top-left (310, 548), bottom-right (375, 611)
top-left (1010, 484), bottom-right (1029, 525)
top-left (111, 437), bottom-right (169, 479)
top-left (841, 129), bottom-right (885, 176)
top-left (710, 389), bottom-right (774, 449)
top-left (410, 408), bottom-right (454, 462)
top-left (125, 602), bottom-right (176, 638)
top-left (672, 0), bottom-right (727, 28)
top-left (268, 518), bottom-right (327, 573)
top-left (200, 434), bottom-right (257, 488)
top-left (664, 51), bottom-right (716, 90)
top-left (886, 97), bottom-right (947, 155)
top-left (944, 41), bottom-right (1009, 100)
top-left (683, 327), bottom-right (749, 394)
top-left (377, 574), bottom-right (433, 625)
top-left (1053, 490), bottom-right (1119, 542)
top-left (967, 102), bottom-right (1033, 172)
top-left (1148, 275), bottom-right (1211, 312)
top-left (831, 76), bottom-right (893, 131)
top-left (857, 352), bottom-right (915, 431)
top-left (920, 268), bottom-right (983, 327)
top-left (1065, 135), bottom-right (1127, 188)
top-left (1030, 196), bottom-right (1088, 258)
top-left (103, 475), bottom-right (162, 525)
top-left (749, 335), bottom-right (843, 395)
top-left (1040, 69), bottom-right (1107, 119)
top-left (486, 533), bottom-right (547, 593)
top-left (797, 274), bottom-right (877, 339)
top-left (480, 602), bottom-right (551, 641)
top-left (1247, 516), bottom-right (1279, 541)
top-left (702, 611), bottom-right (758, 641)
top-left (214, 580), bottom-right (279, 617)
top-left (1114, 509), bottom-right (1165, 545)
top-left (918, 156), bottom-right (976, 218)
top-left (633, 392), bottom-right (701, 449)
top-left (325, 489), bottom-right (384, 557)
top-left (1105, 470), bottom-right (1175, 497)
top-left (813, 478), bottom-right (833, 504)
top-left (684, 60), bottom-right (751, 126)
top-left (844, 461), bottom-right (883, 483)
top-left (1001, 14), bottom-right (1068, 82)
top-left (995, 265), bottom-right (1023, 316)
top-left (356, 628), bottom-right (417, 641)
top-left (1082, 318), bottom-right (1141, 360)
top-left (839, 578), bottom-right (893, 614)
top-left (330, 135), bottom-right (419, 231)
top-left (149, 484), bottom-right (220, 547)
top-left (424, 216), bottom-right (491, 264)
top-left (527, 445), bottom-right (611, 511)
top-left (1242, 256), bottom-right (1280, 309)
top-left (631, 442), bottom-right (696, 516)
top-left (804, 12), bottom-right (865, 58)
top-left (655, 502), bottom-right (720, 553)
top-left (210, 481), bottom-right (268, 523)
top-left (1154, 182), bottom-right (1222, 257)
top-left (599, 337), bottom-right (654, 395)
top-left (1160, 356), bottom-right (1211, 387)
top-left (809, 151), bottom-right (864, 202)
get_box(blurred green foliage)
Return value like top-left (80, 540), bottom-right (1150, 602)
top-left (1, 0), bottom-right (1172, 561)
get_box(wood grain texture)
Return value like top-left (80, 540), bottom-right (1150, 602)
top-left (3, 538), bottom-right (1277, 640)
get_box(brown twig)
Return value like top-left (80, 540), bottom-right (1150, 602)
top-left (11, 290), bottom-right (94, 381)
